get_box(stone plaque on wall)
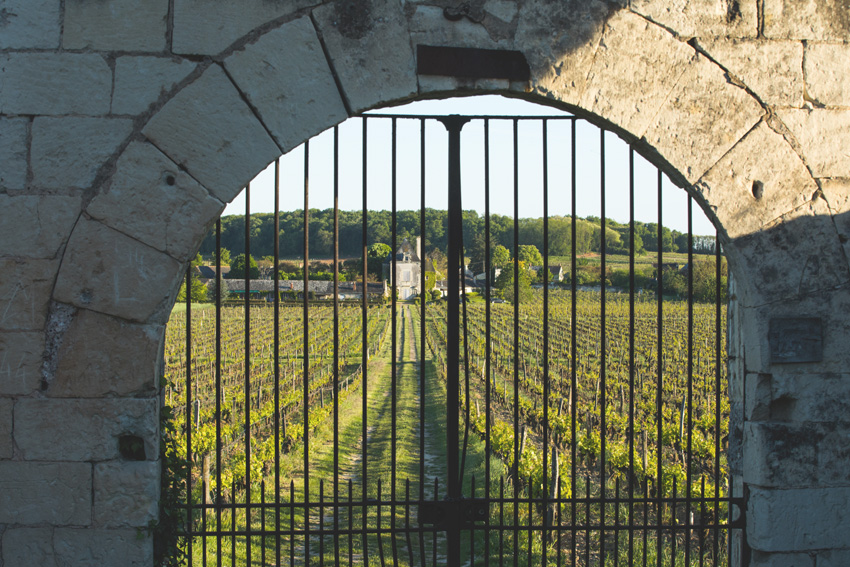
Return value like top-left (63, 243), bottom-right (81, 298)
top-left (769, 317), bottom-right (823, 364)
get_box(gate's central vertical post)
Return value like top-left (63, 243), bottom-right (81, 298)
top-left (438, 115), bottom-right (471, 567)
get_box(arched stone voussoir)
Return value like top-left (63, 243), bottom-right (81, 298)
top-left (311, 0), bottom-right (417, 114)
top-left (53, 217), bottom-right (183, 325)
top-left (86, 141), bottom-right (224, 264)
top-left (694, 122), bottom-right (818, 241)
top-left (223, 15), bottom-right (349, 154)
top-left (142, 64), bottom-right (281, 205)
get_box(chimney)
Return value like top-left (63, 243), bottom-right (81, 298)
top-left (416, 236), bottom-right (421, 260)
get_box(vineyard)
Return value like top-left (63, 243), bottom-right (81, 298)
top-left (163, 288), bottom-right (731, 566)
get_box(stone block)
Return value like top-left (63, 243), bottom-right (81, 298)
top-left (643, 53), bottom-right (763, 183)
top-left (14, 398), bottom-right (158, 462)
top-left (518, 0), bottom-right (608, 106)
top-left (769, 373), bottom-right (850, 424)
top-left (744, 421), bottom-right (826, 487)
top-left (749, 550), bottom-right (814, 567)
top-left (172, 0), bottom-right (312, 55)
top-left (778, 109), bottom-right (850, 177)
top-left (142, 64), bottom-right (281, 204)
top-left (579, 11), bottom-right (696, 139)
top-left (819, 178), bottom-right (850, 263)
top-left (0, 195), bottom-right (81, 258)
top-left (53, 528), bottom-right (152, 567)
top-left (112, 56), bottom-right (197, 116)
top-left (0, 53), bottom-right (112, 116)
top-left (699, 39), bottom-right (804, 108)
top-left (94, 461), bottom-right (159, 528)
top-left (0, 331), bottom-right (44, 395)
top-left (748, 486), bottom-right (850, 551)
top-left (224, 16), bottom-right (348, 153)
top-left (409, 5), bottom-right (512, 52)
top-left (0, 258), bottom-right (58, 332)
top-left (631, 0), bottom-right (758, 38)
top-left (63, 0), bottom-right (168, 51)
top-left (312, 0), bottom-right (417, 113)
top-left (2, 528), bottom-right (57, 567)
top-left (763, 0), bottom-right (850, 40)
top-left (0, 462), bottom-right (91, 524)
top-left (0, 117), bottom-right (28, 192)
top-left (31, 117), bottom-right (133, 191)
top-left (804, 43), bottom-right (850, 108)
top-left (53, 218), bottom-right (182, 323)
top-left (87, 142), bottom-right (223, 262)
top-left (695, 122), bottom-right (816, 239)
top-left (50, 309), bottom-right (161, 397)
top-left (818, 549), bottom-right (850, 567)
top-left (0, 0), bottom-right (60, 49)
top-left (726, 198), bottom-right (849, 304)
top-left (0, 398), bottom-right (12, 459)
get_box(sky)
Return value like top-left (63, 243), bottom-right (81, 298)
top-left (222, 95), bottom-right (717, 236)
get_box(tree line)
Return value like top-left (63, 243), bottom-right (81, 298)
top-left (198, 209), bottom-right (718, 263)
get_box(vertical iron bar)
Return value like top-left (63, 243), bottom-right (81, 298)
top-left (274, 158), bottom-right (282, 567)
top-left (333, 126), bottom-right (341, 567)
top-left (599, 128), bottom-right (608, 566)
top-left (569, 118), bottom-right (578, 567)
top-left (390, 119), bottom-right (399, 567)
top-left (483, 118), bottom-right (492, 567)
top-left (628, 147), bottom-right (636, 567)
top-left (215, 218), bottom-right (223, 567)
top-left (243, 182), bottom-right (252, 567)
top-left (361, 117), bottom-right (370, 567)
top-left (686, 196), bottom-right (694, 567)
top-left (419, 117), bottom-right (427, 567)
top-left (714, 229), bottom-right (722, 563)
top-left (511, 117), bottom-right (520, 567)
top-left (185, 264), bottom-right (193, 567)
top-left (440, 114), bottom-right (470, 567)
top-left (302, 144), bottom-right (311, 565)
top-left (542, 118), bottom-right (551, 566)
top-left (656, 170), bottom-right (664, 567)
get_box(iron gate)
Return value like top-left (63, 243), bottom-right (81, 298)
top-left (165, 112), bottom-right (745, 567)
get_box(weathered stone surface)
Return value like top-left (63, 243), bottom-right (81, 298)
top-left (410, 5), bottom-right (511, 51)
top-left (695, 122), bottom-right (816, 239)
top-left (804, 43), bottom-right (850, 107)
top-left (143, 65), bottom-right (281, 204)
top-left (631, 0), bottom-right (758, 38)
top-left (749, 486), bottom-right (850, 551)
top-left (0, 331), bottom-right (44, 395)
top-left (699, 39), bottom-right (804, 107)
top-left (15, 398), bottom-right (157, 461)
top-left (94, 461), bottom-right (159, 528)
top-left (519, 0), bottom-right (608, 106)
top-left (63, 0), bottom-right (167, 51)
top-left (312, 0), bottom-right (417, 113)
top-left (50, 309), bottom-right (161, 397)
top-left (749, 550), bottom-right (814, 567)
top-left (172, 0), bottom-right (312, 55)
top-left (2, 528), bottom-right (57, 567)
top-left (642, 54), bottom-right (763, 183)
top-left (53, 528), bottom-right (152, 567)
top-left (728, 199), bottom-right (850, 303)
top-left (0, 462), bottom-right (91, 524)
top-left (224, 17), bottom-right (348, 153)
top-left (53, 218), bottom-right (182, 323)
top-left (763, 0), bottom-right (850, 40)
top-left (579, 11), bottom-right (695, 138)
top-left (0, 117), bottom-right (28, 192)
top-left (112, 56), bottom-right (197, 116)
top-left (0, 0), bottom-right (60, 49)
top-left (87, 142), bottom-right (223, 262)
top-left (0, 53), bottom-right (112, 115)
top-left (819, 178), bottom-right (850, 263)
top-left (818, 549), bottom-right (850, 567)
top-left (0, 398), bottom-right (12, 459)
top-left (768, 373), bottom-right (850, 424)
top-left (31, 117), bottom-right (133, 191)
top-left (0, 195), bottom-right (81, 258)
top-left (0, 258), bottom-right (58, 332)
top-left (778, 109), bottom-right (850, 177)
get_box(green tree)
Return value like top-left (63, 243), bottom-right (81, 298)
top-left (517, 244), bottom-right (543, 267)
top-left (218, 247), bottom-right (231, 265)
top-left (367, 243), bottom-right (392, 279)
top-left (495, 262), bottom-right (534, 304)
top-left (491, 245), bottom-right (511, 270)
top-left (229, 253), bottom-right (259, 279)
top-left (176, 277), bottom-right (208, 303)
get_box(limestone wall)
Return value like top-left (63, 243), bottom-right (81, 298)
top-left (1, 1), bottom-right (849, 565)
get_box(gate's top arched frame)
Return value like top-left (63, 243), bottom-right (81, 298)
top-left (2, 1), bottom-right (850, 566)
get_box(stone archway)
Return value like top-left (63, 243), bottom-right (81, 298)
top-left (2, 2), bottom-right (849, 565)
